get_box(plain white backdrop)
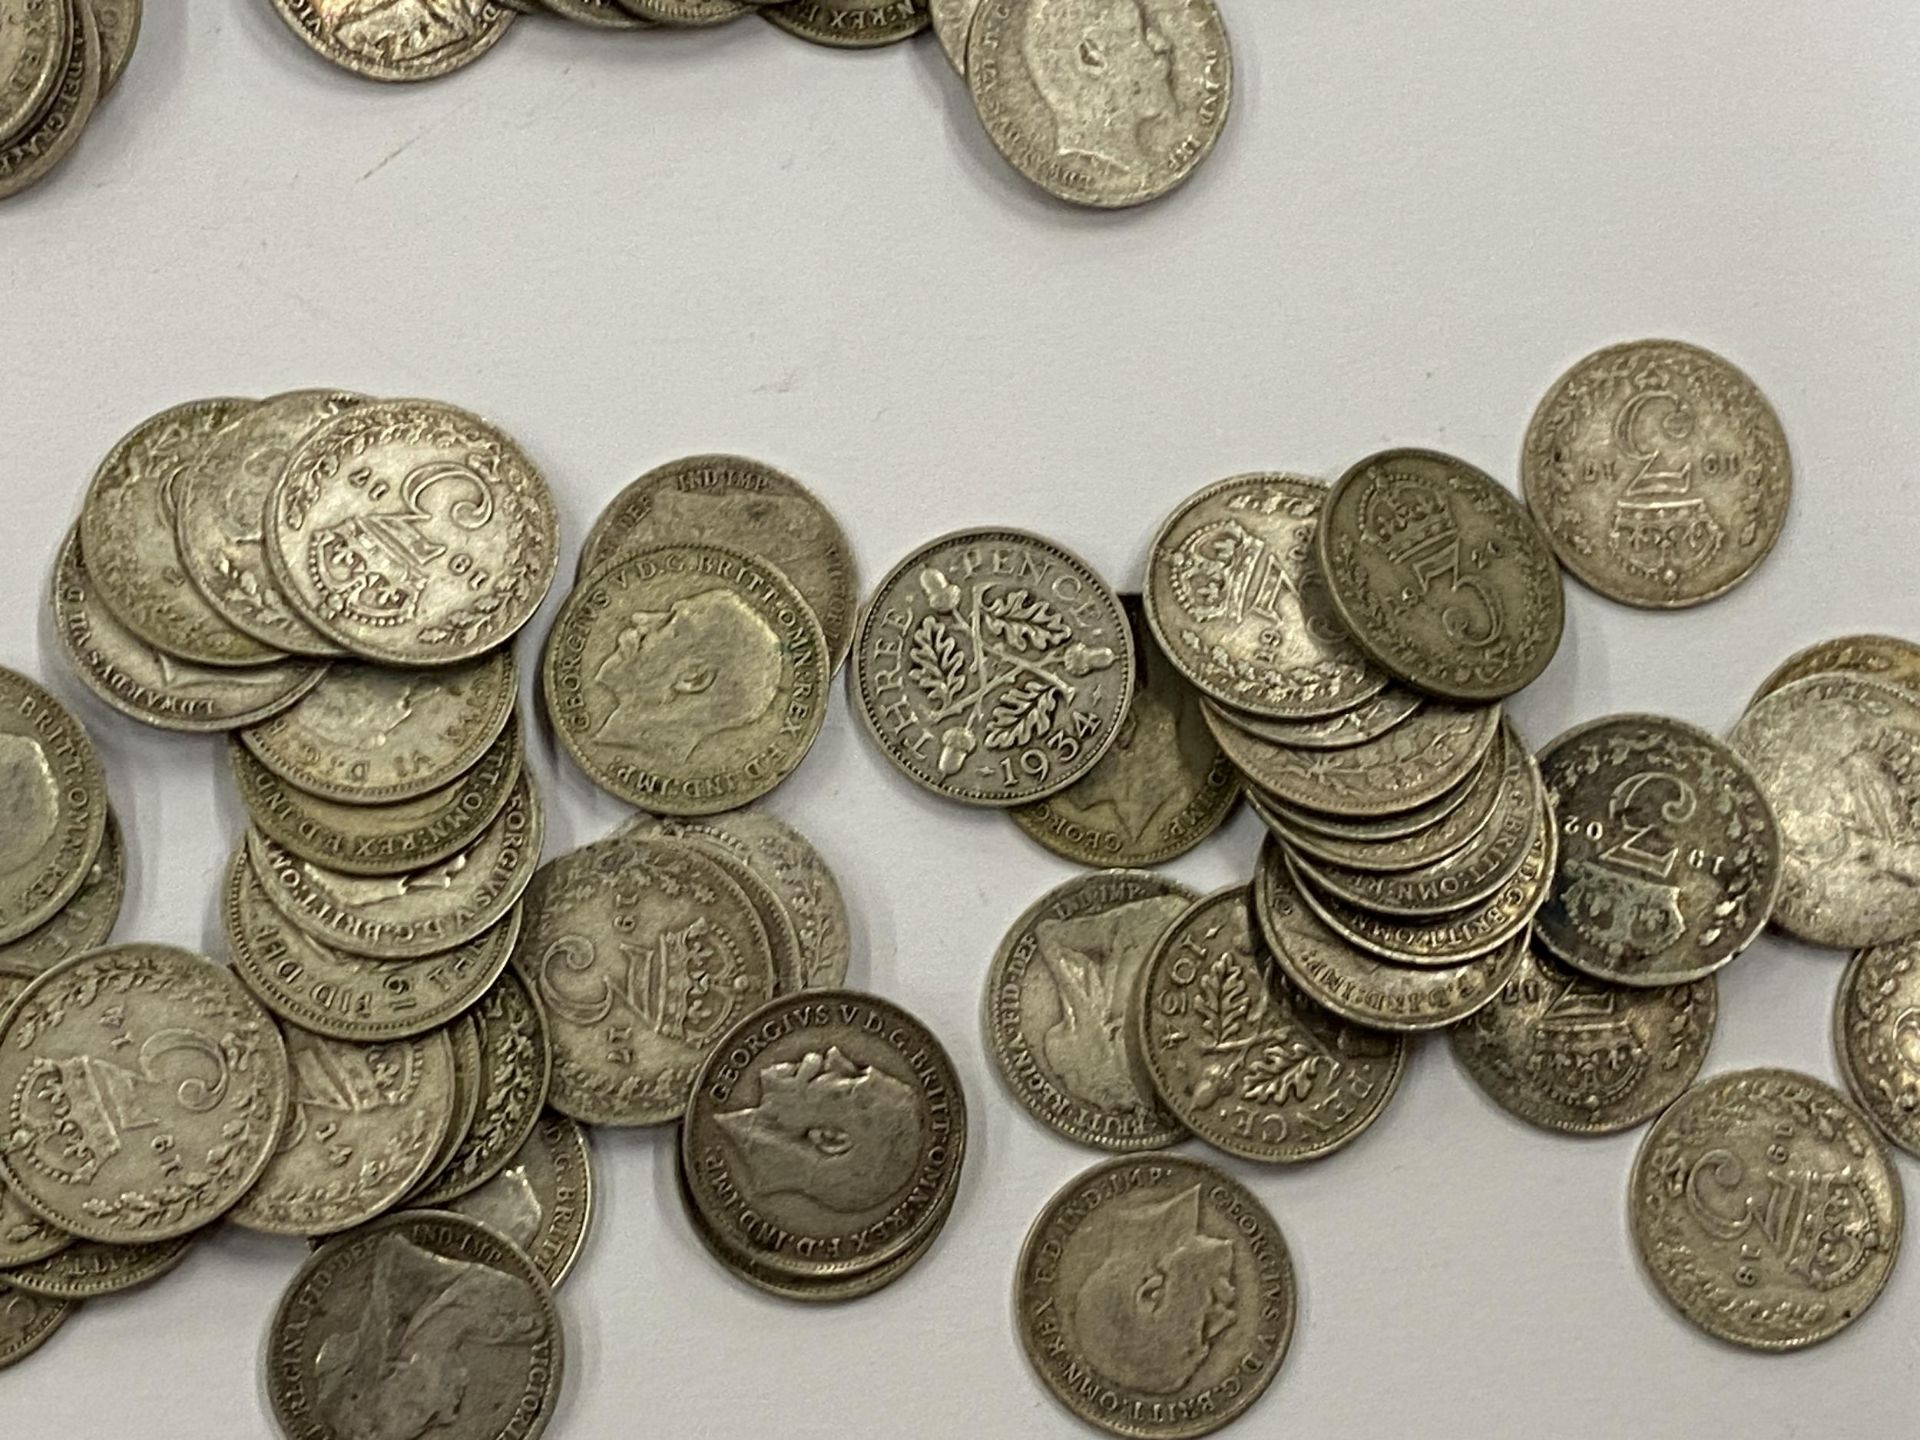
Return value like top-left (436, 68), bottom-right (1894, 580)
top-left (2, 3), bottom-right (1919, 1435)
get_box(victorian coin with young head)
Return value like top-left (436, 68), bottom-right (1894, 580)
top-left (681, 990), bottom-right (967, 1280)
top-left (1318, 449), bottom-right (1565, 701)
top-left (411, 970), bottom-right (551, 1206)
top-left (1535, 714), bottom-right (1780, 985)
top-left (928, 0), bottom-right (976, 69)
top-left (0, 0), bottom-right (95, 202)
top-left (268, 1211), bottom-right (564, 1440)
top-left (1631, 1068), bottom-right (1902, 1351)
top-left (1145, 474), bottom-right (1385, 721)
top-left (0, 809), bottom-right (120, 975)
top-left (1452, 944), bottom-right (1716, 1134)
top-left (0, 1285), bottom-right (72, 1370)
top-left (229, 1026), bottom-right (458, 1236)
top-left (269, 0), bottom-right (517, 82)
top-left (0, 667), bottom-right (105, 946)
top-left (1012, 599), bottom-right (1239, 866)
top-left (1210, 684), bottom-right (1423, 751)
top-left (76, 398), bottom-right (283, 667)
top-left (239, 650), bottom-right (516, 805)
top-left (52, 528), bottom-right (328, 732)
top-left (1836, 940), bottom-right (1920, 1159)
top-left (440, 1111), bottom-right (593, 1289)
top-left (0, 945), bottom-right (289, 1242)
top-left (1523, 340), bottom-right (1792, 608)
top-left (986, 870), bottom-right (1192, 1151)
top-left (0, 0), bottom-right (72, 148)
top-left (2, 1234), bottom-right (192, 1300)
top-left (248, 770), bottom-right (540, 961)
top-left (620, 808), bottom-right (852, 992)
top-left (968, 0), bottom-right (1232, 209)
top-left (268, 399), bottom-right (559, 663)
top-left (1137, 887), bottom-right (1407, 1163)
top-left (515, 835), bottom-right (774, 1127)
top-left (545, 543), bottom-right (829, 816)
top-left (762, 0), bottom-right (928, 47)
top-left (1016, 1154), bottom-right (1293, 1440)
top-left (1753, 633), bottom-right (1920, 706)
top-left (851, 528), bottom-right (1134, 806)
top-left (1254, 842), bottom-right (1524, 1032)
top-left (92, 0), bottom-right (140, 90)
top-left (176, 388), bottom-right (362, 656)
top-left (1729, 674), bottom-right (1920, 947)
top-left (224, 847), bottom-right (518, 1042)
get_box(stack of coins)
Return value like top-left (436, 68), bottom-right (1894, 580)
top-left (0, 0), bottom-right (139, 201)
top-left (542, 454), bottom-right (848, 816)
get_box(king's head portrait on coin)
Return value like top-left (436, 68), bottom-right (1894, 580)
top-left (590, 588), bottom-right (782, 760)
top-left (0, 734), bottom-right (58, 873)
top-left (1023, 0), bottom-right (1176, 174)
top-left (715, 1047), bottom-right (922, 1214)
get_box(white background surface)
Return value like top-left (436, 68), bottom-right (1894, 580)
top-left (3, 2), bottom-right (1919, 1435)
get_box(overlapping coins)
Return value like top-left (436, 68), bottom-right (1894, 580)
top-left (0, 0), bottom-right (139, 202)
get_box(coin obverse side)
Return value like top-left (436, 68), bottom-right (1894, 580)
top-left (0, 808), bottom-right (121, 975)
top-left (1016, 1153), bottom-right (1294, 1440)
top-left (1523, 339), bottom-right (1792, 609)
top-left (1728, 674), bottom-right (1920, 948)
top-left (269, 0), bottom-right (517, 83)
top-left (0, 1283), bottom-right (73, 1370)
top-left (1630, 1068), bottom-right (1903, 1351)
top-left (761, 0), bottom-right (929, 48)
top-left (1012, 599), bottom-right (1240, 866)
top-left (514, 836), bottom-right (775, 1127)
top-left (268, 1211), bottom-right (563, 1440)
top-left (0, 0), bottom-right (97, 203)
top-left (681, 989), bottom-right (968, 1281)
top-left (545, 544), bottom-right (829, 817)
top-left (1836, 940), bottom-right (1920, 1159)
top-left (1535, 714), bottom-right (1781, 986)
top-left (1137, 888), bottom-right (1407, 1163)
top-left (1753, 633), bottom-right (1920, 706)
top-left (852, 528), bottom-right (1134, 806)
top-left (986, 870), bottom-right (1193, 1151)
top-left (440, 1110), bottom-right (593, 1289)
top-left (968, 0), bottom-right (1233, 210)
top-left (1451, 944), bottom-right (1716, 1135)
top-left (1, 1233), bottom-right (192, 1299)
top-left (0, 0), bottom-right (72, 148)
top-left (0, 944), bottom-right (290, 1243)
top-left (1317, 449), bottom-right (1566, 701)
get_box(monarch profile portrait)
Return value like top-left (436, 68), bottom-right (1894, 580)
top-left (0, 735), bottom-right (58, 877)
top-left (591, 589), bottom-right (783, 761)
top-left (1022, 0), bottom-right (1178, 174)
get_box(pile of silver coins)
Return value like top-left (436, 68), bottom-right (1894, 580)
top-left (0, 0), bottom-right (139, 201)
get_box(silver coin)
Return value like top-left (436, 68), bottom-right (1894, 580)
top-left (0, 807), bottom-right (121, 975)
top-left (0, 973), bottom-right (72, 1269)
top-left (268, 1211), bottom-right (563, 1440)
top-left (762, 0), bottom-right (928, 48)
top-left (928, 0), bottom-right (976, 70)
top-left (0, 0), bottom-right (96, 203)
top-left (1, 1233), bottom-right (191, 1300)
top-left (1254, 744), bottom-right (1487, 845)
top-left (416, 1016), bottom-right (484, 1204)
top-left (851, 527), bottom-right (1134, 806)
top-left (1753, 633), bottom-right (1920, 706)
top-left (541, 0), bottom-right (649, 24)
top-left (0, 0), bottom-right (72, 148)
top-left (616, 0), bottom-right (745, 22)
top-left (439, 1110), bottom-right (593, 1289)
top-left (270, 0), bottom-right (517, 83)
top-left (1835, 939), bottom-right (1920, 1159)
top-left (1015, 1154), bottom-right (1293, 1440)
top-left (985, 870), bottom-right (1192, 1151)
top-left (968, 0), bottom-right (1233, 210)
top-left (267, 399), bottom-right (559, 665)
top-left (1630, 1068), bottom-right (1902, 1351)
top-left (1206, 684), bottom-right (1422, 751)
top-left (411, 970), bottom-right (551, 1206)
top-left (620, 818), bottom-right (805, 995)
top-left (0, 1284), bottom-right (73, 1370)
top-left (92, 0), bottom-right (139, 91)
top-left (0, 944), bottom-right (289, 1243)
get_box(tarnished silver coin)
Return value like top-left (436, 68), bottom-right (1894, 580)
top-left (440, 1111), bottom-right (592, 1289)
top-left (52, 527), bottom-right (327, 732)
top-left (92, 0), bottom-right (139, 91)
top-left (542, 0), bottom-right (649, 24)
top-left (1317, 449), bottom-right (1565, 701)
top-left (268, 1211), bottom-right (563, 1440)
top-left (968, 0), bottom-right (1233, 210)
top-left (1257, 746), bottom-right (1486, 845)
top-left (619, 808), bottom-right (852, 992)
top-left (1754, 634), bottom-right (1920, 706)
top-left (0, 668), bottom-right (102, 947)
top-left (268, 399), bottom-right (559, 664)
top-left (851, 527), bottom-right (1134, 806)
top-left (0, 944), bottom-right (289, 1243)
top-left (986, 870), bottom-right (1192, 1151)
top-left (1137, 887), bottom-right (1407, 1163)
top-left (270, 0), bottom-right (517, 82)
top-left (240, 650), bottom-right (516, 806)
top-left (620, 817), bottom-right (804, 995)
top-left (176, 389), bottom-right (362, 656)
top-left (0, 0), bottom-right (72, 148)
top-left (0, 0), bottom-right (95, 203)
top-left (616, 0), bottom-right (744, 23)
top-left (1836, 940), bottom-right (1920, 1159)
top-left (928, 0), bottom-right (976, 70)
top-left (230, 1026), bottom-right (458, 1236)
top-left (0, 808), bottom-right (121, 975)
top-left (1016, 1154), bottom-right (1293, 1440)
top-left (579, 455), bottom-right (859, 674)
top-left (1453, 944), bottom-right (1716, 1134)
top-left (1729, 674), bottom-right (1920, 948)
top-left (762, 0), bottom-right (928, 47)
top-left (1536, 714), bottom-right (1780, 985)
top-left (515, 835), bottom-right (774, 1127)
top-left (1254, 844), bottom-right (1524, 1032)
top-left (416, 1016), bottom-right (483, 1202)
top-left (0, 974), bottom-right (71, 1269)
top-left (248, 769), bottom-right (540, 961)
top-left (681, 990), bottom-right (967, 1280)
top-left (1, 1234), bottom-right (191, 1299)
top-left (0, 1284), bottom-right (72, 1370)
top-left (411, 970), bottom-right (551, 1206)
top-left (225, 847), bottom-right (518, 1043)
top-left (1145, 474), bottom-right (1385, 721)
top-left (1209, 684), bottom-right (1423, 751)
top-left (1523, 340), bottom-right (1792, 609)
top-left (1630, 1068), bottom-right (1902, 1351)
top-left (544, 543), bottom-right (829, 816)
top-left (1012, 599), bottom-right (1240, 867)
top-left (77, 398), bottom-right (282, 667)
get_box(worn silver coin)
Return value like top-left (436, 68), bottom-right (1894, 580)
top-left (0, 808), bottom-right (121, 975)
top-left (1835, 939), bottom-right (1920, 1160)
top-left (762, 0), bottom-right (928, 48)
top-left (0, 0), bottom-right (72, 148)
top-left (1, 1233), bottom-right (191, 1300)
top-left (410, 969), bottom-right (551, 1207)
top-left (0, 1283), bottom-right (73, 1369)
top-left (0, 0), bottom-right (96, 203)
top-left (270, 0), bottom-right (517, 83)
top-left (439, 1110), bottom-right (593, 1289)
top-left (1753, 633), bottom-right (1920, 706)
